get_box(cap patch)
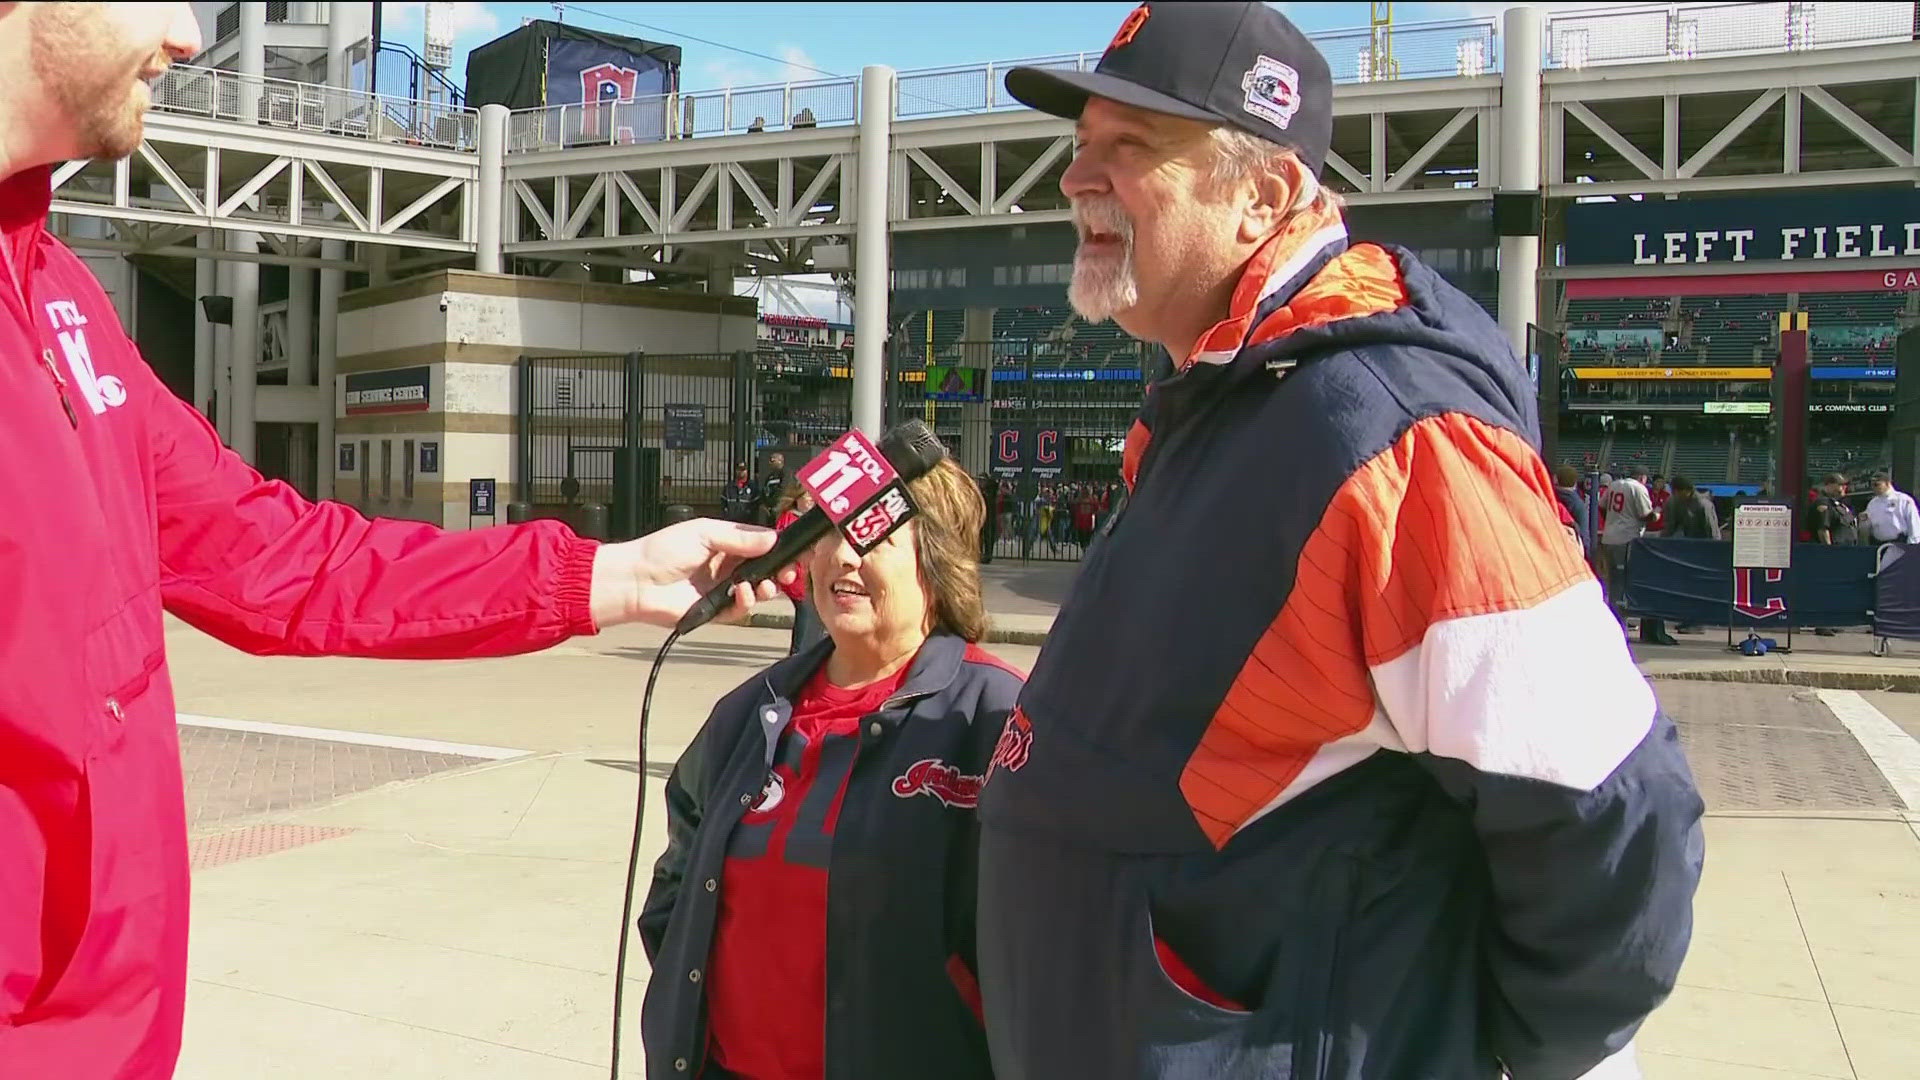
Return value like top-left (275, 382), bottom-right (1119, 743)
top-left (1107, 5), bottom-right (1150, 53)
top-left (1241, 55), bottom-right (1301, 130)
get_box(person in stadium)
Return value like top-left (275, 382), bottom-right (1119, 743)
top-left (0, 6), bottom-right (791, 1077)
top-left (1649, 473), bottom-right (1671, 532)
top-left (755, 450), bottom-right (790, 525)
top-left (1661, 476), bottom-right (1721, 635)
top-left (976, 4), bottom-right (1703, 1079)
top-left (721, 460), bottom-right (758, 522)
top-left (1602, 465), bottom-right (1675, 644)
top-left (638, 458), bottom-right (1021, 1080)
top-left (1554, 463), bottom-right (1594, 562)
top-left (1862, 470), bottom-right (1920, 545)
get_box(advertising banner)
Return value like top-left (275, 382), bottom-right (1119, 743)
top-left (1620, 538), bottom-right (1876, 627)
top-left (1570, 366), bottom-right (1771, 381)
top-left (1564, 189), bottom-right (1920, 267)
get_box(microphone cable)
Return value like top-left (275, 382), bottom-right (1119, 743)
top-left (609, 624), bottom-right (684, 1080)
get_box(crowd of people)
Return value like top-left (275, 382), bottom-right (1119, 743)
top-left (979, 477), bottom-right (1128, 557)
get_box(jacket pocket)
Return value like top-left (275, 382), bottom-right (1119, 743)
top-left (1132, 904), bottom-right (1275, 1078)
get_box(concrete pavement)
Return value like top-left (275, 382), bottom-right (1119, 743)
top-left (159, 571), bottom-right (1920, 1078)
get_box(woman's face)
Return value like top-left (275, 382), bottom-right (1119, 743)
top-left (795, 491), bottom-right (815, 514)
top-left (809, 521), bottom-right (930, 655)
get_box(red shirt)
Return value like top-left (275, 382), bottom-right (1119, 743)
top-left (1650, 488), bottom-right (1670, 532)
top-left (705, 662), bottom-right (913, 1079)
top-left (775, 509), bottom-right (810, 603)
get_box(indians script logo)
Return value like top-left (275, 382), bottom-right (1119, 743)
top-left (891, 759), bottom-right (984, 809)
top-left (1732, 567), bottom-right (1788, 621)
top-left (579, 62), bottom-right (639, 143)
top-left (1240, 55), bottom-right (1301, 130)
top-left (986, 707), bottom-right (1034, 778)
top-left (1107, 5), bottom-right (1150, 53)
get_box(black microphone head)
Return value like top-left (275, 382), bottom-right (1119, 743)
top-left (879, 419), bottom-right (948, 482)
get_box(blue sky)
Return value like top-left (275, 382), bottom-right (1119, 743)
top-left (381, 2), bottom-right (1591, 94)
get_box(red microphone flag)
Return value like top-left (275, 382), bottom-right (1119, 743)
top-left (799, 429), bottom-right (919, 555)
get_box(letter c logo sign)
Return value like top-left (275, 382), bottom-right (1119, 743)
top-left (1035, 430), bottom-right (1059, 465)
top-left (997, 428), bottom-right (1020, 464)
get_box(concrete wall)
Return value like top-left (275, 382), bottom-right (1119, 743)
top-left (332, 270), bottom-right (757, 529)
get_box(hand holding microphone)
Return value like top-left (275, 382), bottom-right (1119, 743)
top-left (588, 518), bottom-right (795, 631)
top-left (675, 420), bottom-right (947, 634)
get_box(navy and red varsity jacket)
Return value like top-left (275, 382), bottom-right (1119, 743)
top-left (639, 630), bottom-right (1022, 1080)
top-left (975, 207), bottom-right (1706, 1080)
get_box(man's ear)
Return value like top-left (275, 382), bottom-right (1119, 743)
top-left (1237, 154), bottom-right (1301, 244)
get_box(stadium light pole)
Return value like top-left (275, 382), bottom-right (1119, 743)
top-left (853, 65), bottom-right (895, 437)
top-left (1498, 4), bottom-right (1543, 361)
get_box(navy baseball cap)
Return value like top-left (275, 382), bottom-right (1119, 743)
top-left (1004, 2), bottom-right (1333, 176)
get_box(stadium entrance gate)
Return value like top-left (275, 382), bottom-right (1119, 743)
top-left (892, 338), bottom-right (1152, 563)
top-left (515, 352), bottom-right (758, 540)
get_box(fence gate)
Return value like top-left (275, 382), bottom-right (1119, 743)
top-left (891, 339), bottom-right (1149, 563)
top-left (516, 351), bottom-right (756, 540)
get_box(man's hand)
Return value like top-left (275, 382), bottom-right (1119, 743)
top-left (589, 518), bottom-right (793, 629)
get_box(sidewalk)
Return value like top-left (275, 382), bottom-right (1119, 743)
top-left (161, 590), bottom-right (1920, 1078)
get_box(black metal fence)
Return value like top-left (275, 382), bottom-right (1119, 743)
top-left (516, 351), bottom-right (757, 539)
top-left (515, 340), bottom-right (1152, 555)
top-left (890, 339), bottom-right (1152, 561)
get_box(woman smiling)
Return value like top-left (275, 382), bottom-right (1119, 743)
top-left (638, 456), bottom-right (1022, 1080)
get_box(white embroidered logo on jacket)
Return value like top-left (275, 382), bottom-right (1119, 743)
top-left (44, 298), bottom-right (127, 415)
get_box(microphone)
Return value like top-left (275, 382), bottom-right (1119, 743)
top-left (674, 420), bottom-right (948, 634)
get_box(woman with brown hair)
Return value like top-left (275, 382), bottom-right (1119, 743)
top-left (639, 456), bottom-right (1022, 1080)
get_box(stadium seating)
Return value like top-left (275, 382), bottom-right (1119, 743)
top-left (1607, 428), bottom-right (1668, 474)
top-left (1806, 437), bottom-right (1890, 482)
top-left (1803, 291), bottom-right (1903, 363)
top-left (1557, 430), bottom-right (1606, 472)
top-left (993, 306), bottom-right (1072, 342)
top-left (1733, 447), bottom-right (1768, 486)
top-left (1670, 435), bottom-right (1732, 485)
top-left (1675, 293), bottom-right (1785, 365)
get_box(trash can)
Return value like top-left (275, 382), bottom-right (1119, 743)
top-left (578, 502), bottom-right (610, 540)
top-left (505, 501), bottom-right (532, 525)
top-left (663, 504), bottom-right (696, 526)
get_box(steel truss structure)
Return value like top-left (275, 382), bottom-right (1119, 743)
top-left (41, 12), bottom-right (1920, 281)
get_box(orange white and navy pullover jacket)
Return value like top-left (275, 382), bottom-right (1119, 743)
top-left (975, 206), bottom-right (1706, 1080)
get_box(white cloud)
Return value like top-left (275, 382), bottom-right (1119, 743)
top-left (381, 2), bottom-right (500, 40)
top-left (696, 44), bottom-right (827, 91)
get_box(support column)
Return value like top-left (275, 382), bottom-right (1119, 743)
top-left (215, 259), bottom-right (232, 441)
top-left (325, 2), bottom-right (356, 131)
top-left (237, 1), bottom-right (266, 122)
top-left (318, 239), bottom-right (344, 499)
top-left (193, 233), bottom-right (215, 416)
top-left (852, 65), bottom-right (895, 437)
top-left (230, 233), bottom-right (260, 464)
top-left (1497, 5), bottom-right (1543, 360)
top-left (288, 262), bottom-right (314, 387)
top-left (477, 104), bottom-right (508, 273)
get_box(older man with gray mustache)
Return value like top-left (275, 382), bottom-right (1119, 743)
top-left (971, 4), bottom-right (1704, 1079)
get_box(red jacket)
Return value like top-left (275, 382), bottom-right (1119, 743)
top-left (0, 166), bottom-right (600, 1077)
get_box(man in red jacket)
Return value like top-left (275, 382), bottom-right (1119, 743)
top-left (0, 6), bottom-right (784, 1076)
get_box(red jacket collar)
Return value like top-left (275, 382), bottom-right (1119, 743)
top-left (0, 165), bottom-right (52, 283)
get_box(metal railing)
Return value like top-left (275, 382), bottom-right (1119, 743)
top-left (148, 64), bottom-right (479, 151)
top-left (163, 2), bottom-right (1920, 157)
top-left (1545, 1), bottom-right (1913, 69)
